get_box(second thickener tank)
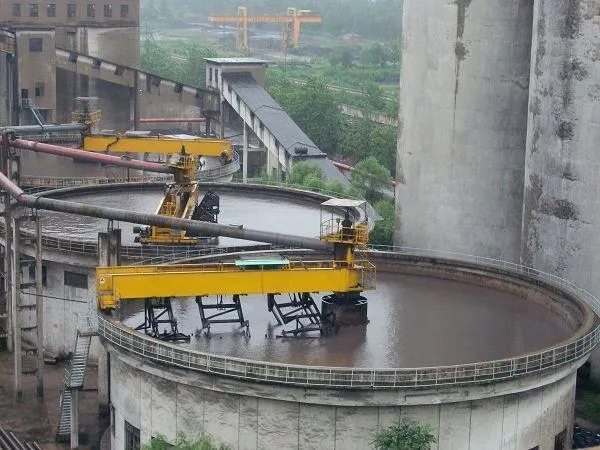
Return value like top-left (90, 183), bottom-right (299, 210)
top-left (395, 0), bottom-right (533, 261)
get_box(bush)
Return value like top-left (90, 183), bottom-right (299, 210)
top-left (372, 421), bottom-right (436, 450)
top-left (580, 391), bottom-right (600, 424)
top-left (144, 434), bottom-right (230, 450)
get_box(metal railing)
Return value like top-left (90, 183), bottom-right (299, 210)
top-left (97, 248), bottom-right (600, 389)
top-left (21, 174), bottom-right (174, 188)
top-left (198, 151), bottom-right (240, 181)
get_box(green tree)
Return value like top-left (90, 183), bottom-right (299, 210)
top-left (287, 161), bottom-right (324, 186)
top-left (360, 42), bottom-right (388, 67)
top-left (363, 82), bottom-right (386, 113)
top-left (369, 199), bottom-right (395, 246)
top-left (372, 421), bottom-right (436, 450)
top-left (268, 76), bottom-right (345, 155)
top-left (369, 125), bottom-right (397, 177)
top-left (350, 156), bottom-right (391, 203)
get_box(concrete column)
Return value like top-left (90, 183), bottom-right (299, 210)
top-left (276, 146), bottom-right (281, 183)
top-left (35, 215), bottom-right (43, 397)
top-left (2, 133), bottom-right (12, 353)
top-left (130, 73), bottom-right (140, 131)
top-left (11, 216), bottom-right (21, 401)
top-left (97, 229), bottom-right (120, 416)
top-left (243, 123), bottom-right (248, 183)
top-left (70, 388), bottom-right (79, 449)
top-left (219, 101), bottom-right (225, 139)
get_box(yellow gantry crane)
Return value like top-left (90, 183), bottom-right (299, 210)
top-left (74, 103), bottom-right (233, 245)
top-left (97, 201), bottom-right (375, 338)
top-left (209, 6), bottom-right (322, 53)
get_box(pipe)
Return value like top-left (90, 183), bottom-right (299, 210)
top-left (2, 138), bottom-right (173, 175)
top-left (140, 118), bottom-right (206, 123)
top-left (0, 124), bottom-right (87, 134)
top-left (0, 172), bottom-right (333, 253)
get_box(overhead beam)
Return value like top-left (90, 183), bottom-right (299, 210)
top-left (96, 261), bottom-right (367, 310)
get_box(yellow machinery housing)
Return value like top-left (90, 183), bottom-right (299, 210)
top-left (75, 104), bottom-right (232, 244)
top-left (82, 134), bottom-right (233, 162)
top-left (96, 204), bottom-right (375, 338)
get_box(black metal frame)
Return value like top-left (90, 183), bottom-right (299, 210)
top-left (135, 298), bottom-right (190, 342)
top-left (195, 294), bottom-right (249, 337)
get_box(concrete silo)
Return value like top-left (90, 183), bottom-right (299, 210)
top-left (522, 0), bottom-right (600, 295)
top-left (395, 0), bottom-right (533, 261)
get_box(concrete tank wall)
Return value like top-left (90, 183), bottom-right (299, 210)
top-left (395, 0), bottom-right (533, 261)
top-left (107, 344), bottom-right (579, 450)
top-left (521, 1), bottom-right (600, 292)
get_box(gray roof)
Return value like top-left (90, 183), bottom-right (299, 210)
top-left (224, 73), bottom-right (322, 157)
top-left (223, 72), bottom-right (348, 185)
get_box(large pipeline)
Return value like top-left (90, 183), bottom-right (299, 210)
top-left (0, 172), bottom-right (333, 253)
top-left (1, 137), bottom-right (173, 175)
top-left (0, 124), bottom-right (87, 134)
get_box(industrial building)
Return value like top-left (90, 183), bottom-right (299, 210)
top-left (0, 1), bottom-right (598, 449)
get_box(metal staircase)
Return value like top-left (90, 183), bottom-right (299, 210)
top-left (56, 317), bottom-right (97, 441)
top-left (21, 98), bottom-right (46, 126)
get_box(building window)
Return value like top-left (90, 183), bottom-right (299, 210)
top-left (124, 421), bottom-right (140, 450)
top-left (87, 3), bottom-right (95, 17)
top-left (34, 82), bottom-right (44, 97)
top-left (12, 3), bottom-right (21, 17)
top-left (64, 271), bottom-right (87, 289)
top-left (29, 37), bottom-right (43, 52)
top-left (47, 3), bottom-right (55, 17)
top-left (67, 3), bottom-right (76, 17)
top-left (28, 264), bottom-right (47, 286)
top-left (29, 3), bottom-right (38, 17)
top-left (120, 4), bottom-right (128, 18)
top-left (103, 4), bottom-right (112, 17)
top-left (554, 428), bottom-right (566, 450)
top-left (209, 68), bottom-right (213, 82)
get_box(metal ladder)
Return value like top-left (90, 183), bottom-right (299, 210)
top-left (56, 319), bottom-right (97, 441)
top-left (21, 99), bottom-right (46, 126)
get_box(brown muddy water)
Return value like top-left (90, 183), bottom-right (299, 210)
top-left (118, 271), bottom-right (574, 368)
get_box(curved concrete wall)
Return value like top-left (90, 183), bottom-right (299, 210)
top-left (522, 0), bottom-right (600, 293)
top-left (395, 0), bottom-right (533, 261)
top-left (107, 343), bottom-right (579, 450)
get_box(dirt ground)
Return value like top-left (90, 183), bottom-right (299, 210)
top-left (0, 350), bottom-right (105, 449)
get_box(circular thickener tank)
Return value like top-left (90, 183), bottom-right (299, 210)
top-left (103, 253), bottom-right (596, 450)
top-left (396, 0), bottom-right (533, 261)
top-left (35, 185), bottom-right (332, 246)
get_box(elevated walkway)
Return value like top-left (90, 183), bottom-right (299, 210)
top-left (54, 48), bottom-right (220, 114)
top-left (221, 72), bottom-right (348, 185)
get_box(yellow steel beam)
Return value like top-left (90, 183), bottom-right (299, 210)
top-left (82, 135), bottom-right (233, 159)
top-left (96, 261), bottom-right (375, 310)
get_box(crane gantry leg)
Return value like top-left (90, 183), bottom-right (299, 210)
top-left (195, 294), bottom-right (249, 338)
top-left (135, 298), bottom-right (190, 342)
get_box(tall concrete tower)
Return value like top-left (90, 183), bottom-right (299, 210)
top-left (395, 0), bottom-right (533, 261)
top-left (522, 1), bottom-right (600, 292)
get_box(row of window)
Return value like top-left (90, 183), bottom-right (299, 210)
top-left (25, 266), bottom-right (87, 289)
top-left (11, 3), bottom-right (129, 19)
